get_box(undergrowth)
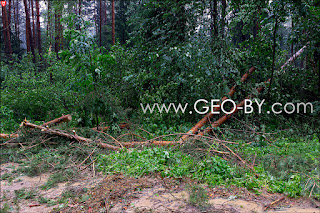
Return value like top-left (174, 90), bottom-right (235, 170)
top-left (96, 143), bottom-right (320, 199)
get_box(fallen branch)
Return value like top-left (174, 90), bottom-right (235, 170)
top-left (0, 133), bottom-right (19, 139)
top-left (22, 121), bottom-right (91, 143)
top-left (41, 114), bottom-right (72, 127)
top-left (264, 197), bottom-right (285, 211)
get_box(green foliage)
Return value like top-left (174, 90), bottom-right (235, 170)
top-left (187, 184), bottom-right (209, 210)
top-left (14, 189), bottom-right (37, 200)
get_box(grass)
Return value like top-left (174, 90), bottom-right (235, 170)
top-left (96, 139), bottom-right (320, 199)
top-left (14, 189), bottom-right (37, 200)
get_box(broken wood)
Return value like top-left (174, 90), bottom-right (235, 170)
top-left (0, 133), bottom-right (19, 139)
top-left (281, 45), bottom-right (308, 72)
top-left (181, 67), bottom-right (255, 142)
top-left (41, 114), bottom-right (72, 127)
top-left (198, 78), bottom-right (271, 137)
top-left (22, 121), bottom-right (91, 143)
top-left (264, 197), bottom-right (285, 211)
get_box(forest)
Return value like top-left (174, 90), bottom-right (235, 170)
top-left (0, 0), bottom-right (320, 212)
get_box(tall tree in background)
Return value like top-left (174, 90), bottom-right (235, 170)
top-left (99, 0), bottom-right (102, 47)
top-left (23, 0), bottom-right (35, 61)
top-left (112, 0), bottom-right (115, 45)
top-left (54, 2), bottom-right (63, 54)
top-left (15, 0), bottom-right (19, 37)
top-left (210, 0), bottom-right (218, 38)
top-left (2, 2), bottom-right (13, 56)
top-left (31, 0), bottom-right (36, 49)
top-left (36, 0), bottom-right (41, 54)
top-left (8, 0), bottom-right (11, 30)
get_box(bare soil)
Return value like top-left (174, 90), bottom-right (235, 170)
top-left (1, 162), bottom-right (319, 213)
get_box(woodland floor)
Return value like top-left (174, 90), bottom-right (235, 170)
top-left (1, 162), bottom-right (319, 213)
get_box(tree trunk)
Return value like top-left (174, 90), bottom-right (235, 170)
top-left (23, 0), bottom-right (30, 51)
top-left (181, 67), bottom-right (256, 142)
top-left (2, 2), bottom-right (13, 55)
top-left (112, 0), bottom-right (115, 45)
top-left (54, 3), bottom-right (63, 54)
top-left (31, 0), bottom-right (36, 49)
top-left (8, 0), bottom-right (12, 30)
top-left (47, 0), bottom-right (50, 42)
top-left (36, 0), bottom-right (42, 54)
top-left (221, 0), bottom-right (226, 38)
top-left (212, 0), bottom-right (218, 37)
top-left (78, 0), bottom-right (81, 16)
top-left (99, 0), bottom-right (102, 46)
top-left (291, 18), bottom-right (294, 56)
top-left (267, 19), bottom-right (278, 98)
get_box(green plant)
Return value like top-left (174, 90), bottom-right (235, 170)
top-left (14, 189), bottom-right (37, 200)
top-left (187, 184), bottom-right (209, 210)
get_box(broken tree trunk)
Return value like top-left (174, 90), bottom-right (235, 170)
top-left (281, 45), bottom-right (308, 72)
top-left (22, 122), bottom-right (90, 143)
top-left (180, 66), bottom-right (255, 142)
top-left (198, 79), bottom-right (271, 136)
top-left (41, 114), bottom-right (72, 127)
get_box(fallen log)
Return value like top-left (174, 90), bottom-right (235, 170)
top-left (41, 114), bottom-right (72, 127)
top-left (198, 79), bottom-right (271, 136)
top-left (0, 133), bottom-right (19, 139)
top-left (22, 122), bottom-right (91, 143)
top-left (181, 67), bottom-right (255, 142)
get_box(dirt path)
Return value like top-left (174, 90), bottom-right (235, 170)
top-left (1, 162), bottom-right (320, 213)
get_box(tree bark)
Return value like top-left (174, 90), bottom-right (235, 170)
top-left (221, 0), bottom-right (226, 38)
top-left (54, 3), bottom-right (63, 54)
top-left (2, 3), bottom-right (13, 55)
top-left (23, 0), bottom-right (35, 58)
top-left (267, 19), bottom-right (278, 98)
top-left (210, 0), bottom-right (218, 38)
top-left (41, 114), bottom-right (72, 127)
top-left (112, 0), bottom-right (115, 45)
top-left (36, 0), bottom-right (42, 54)
top-left (31, 0), bottom-right (36, 49)
top-left (99, 0), bottom-right (102, 47)
top-left (47, 0), bottom-right (50, 43)
top-left (8, 0), bottom-right (11, 30)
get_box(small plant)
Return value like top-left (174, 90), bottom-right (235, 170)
top-left (14, 189), bottom-right (37, 200)
top-left (0, 203), bottom-right (11, 213)
top-left (187, 184), bottom-right (209, 210)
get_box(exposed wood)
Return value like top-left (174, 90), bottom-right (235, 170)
top-left (181, 67), bottom-right (255, 142)
top-left (41, 114), bottom-right (72, 127)
top-left (281, 45), bottom-right (308, 72)
top-left (199, 78), bottom-right (271, 137)
top-left (0, 133), bottom-right (19, 139)
top-left (22, 122), bottom-right (91, 143)
top-left (264, 197), bottom-right (285, 211)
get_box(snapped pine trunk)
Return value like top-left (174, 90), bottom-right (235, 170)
top-left (180, 66), bottom-right (255, 142)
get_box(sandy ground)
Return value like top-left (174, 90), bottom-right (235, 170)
top-left (1, 162), bottom-right (320, 213)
